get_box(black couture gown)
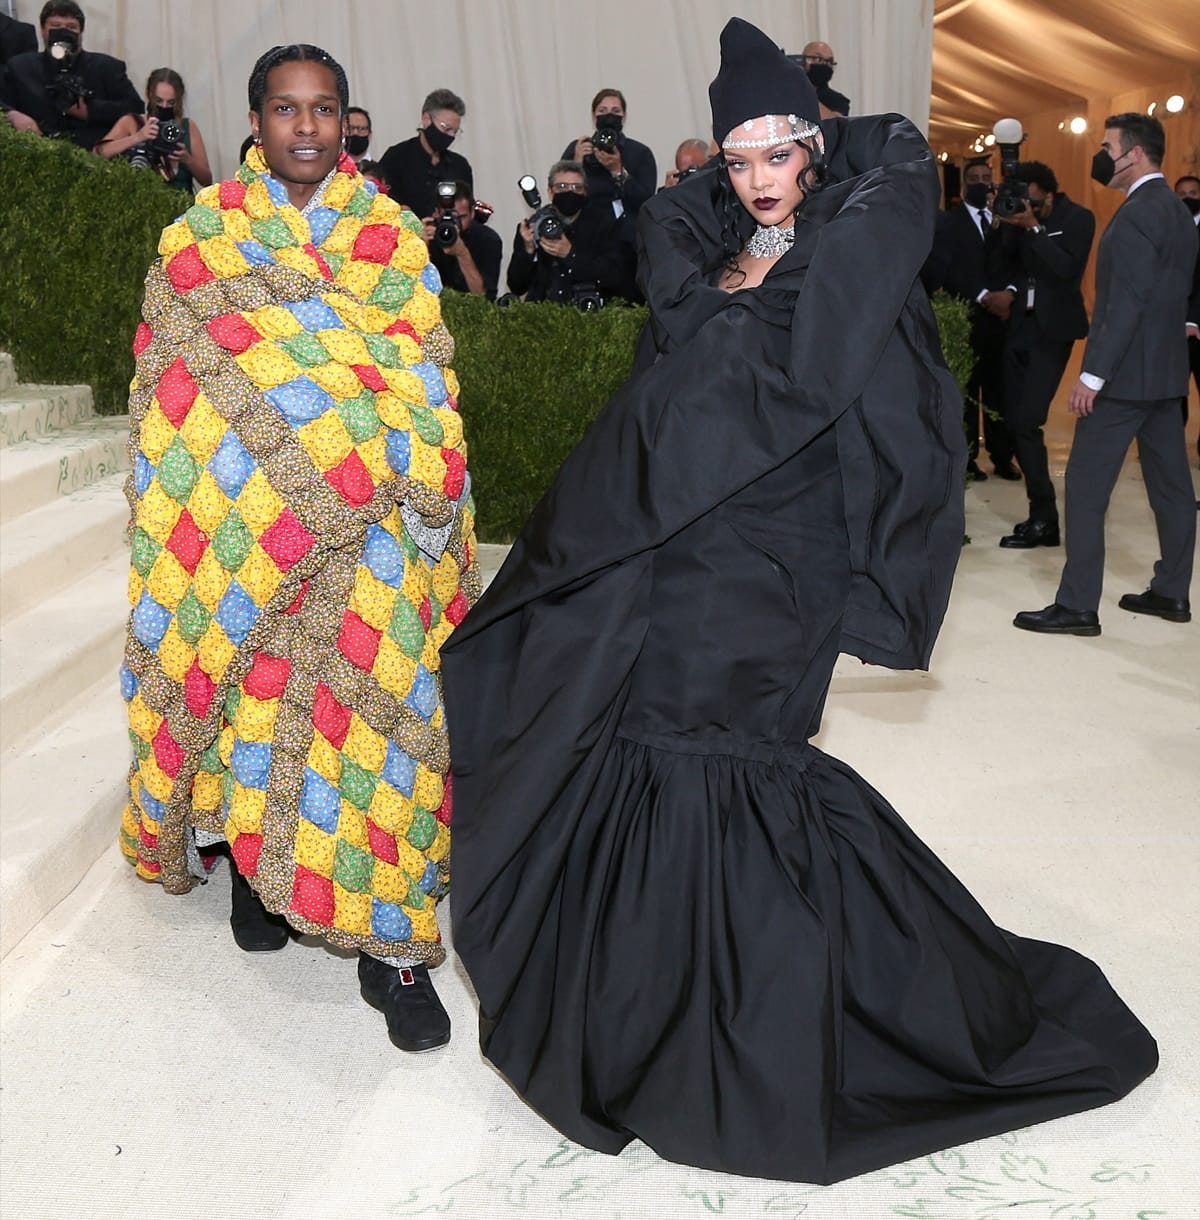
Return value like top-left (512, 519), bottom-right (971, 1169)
top-left (441, 118), bottom-right (1157, 1185)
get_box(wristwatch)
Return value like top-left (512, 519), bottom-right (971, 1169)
top-left (1031, 224), bottom-right (1045, 236)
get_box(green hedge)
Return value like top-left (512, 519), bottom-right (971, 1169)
top-left (0, 122), bottom-right (972, 542)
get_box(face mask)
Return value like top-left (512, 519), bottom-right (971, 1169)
top-left (1029, 195), bottom-right (1049, 218)
top-left (1181, 196), bottom-right (1200, 216)
top-left (45, 27), bottom-right (79, 62)
top-left (423, 123), bottom-right (455, 154)
top-left (963, 182), bottom-right (991, 209)
top-left (553, 191), bottom-right (586, 218)
top-left (807, 63), bottom-right (834, 88)
top-left (1091, 147), bottom-right (1131, 187)
top-left (154, 104), bottom-right (175, 121)
top-left (346, 134), bottom-right (369, 157)
top-left (595, 113), bottom-right (623, 134)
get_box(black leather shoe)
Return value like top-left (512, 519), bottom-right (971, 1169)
top-left (1013, 603), bottom-right (1101, 636)
top-left (1000, 519), bottom-right (1060, 548)
top-left (1118, 589), bottom-right (1191, 622)
top-left (966, 461), bottom-right (988, 482)
top-left (358, 953), bottom-right (451, 1052)
top-left (230, 864), bottom-right (290, 952)
top-left (992, 460), bottom-right (1022, 481)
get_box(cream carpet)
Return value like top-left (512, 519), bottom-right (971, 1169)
top-left (2, 443), bottom-right (1198, 1220)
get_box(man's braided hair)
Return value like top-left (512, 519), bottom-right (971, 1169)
top-left (248, 44), bottom-right (349, 115)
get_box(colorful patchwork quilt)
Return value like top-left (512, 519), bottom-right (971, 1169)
top-left (119, 147), bottom-right (480, 962)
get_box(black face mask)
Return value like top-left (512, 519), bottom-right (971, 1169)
top-left (423, 123), bottom-right (455, 154)
top-left (1180, 196), bottom-right (1200, 216)
top-left (346, 134), bottom-right (370, 157)
top-left (154, 104), bottom-right (175, 121)
top-left (807, 63), bottom-right (834, 88)
top-left (1029, 194), bottom-right (1050, 219)
top-left (1091, 147), bottom-right (1131, 187)
top-left (595, 113), bottom-right (623, 134)
top-left (963, 182), bottom-right (992, 209)
top-left (553, 191), bottom-right (587, 218)
top-left (45, 27), bottom-right (80, 63)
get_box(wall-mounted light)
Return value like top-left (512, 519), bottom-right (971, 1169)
top-left (1069, 116), bottom-right (1088, 134)
top-left (1057, 120), bottom-right (1066, 130)
top-left (1147, 101), bottom-right (1158, 115)
top-left (983, 133), bottom-right (995, 146)
top-left (1165, 94), bottom-right (1185, 113)
top-left (938, 151), bottom-right (949, 162)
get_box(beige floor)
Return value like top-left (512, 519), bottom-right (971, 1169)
top-left (1, 414), bottom-right (1198, 1220)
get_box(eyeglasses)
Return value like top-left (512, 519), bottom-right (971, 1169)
top-left (802, 54), bottom-right (837, 67)
top-left (431, 118), bottom-right (460, 136)
top-left (550, 181), bottom-right (586, 193)
top-left (347, 124), bottom-right (370, 135)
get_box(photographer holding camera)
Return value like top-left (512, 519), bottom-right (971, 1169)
top-left (563, 89), bottom-right (656, 221)
top-left (423, 180), bottom-right (502, 300)
top-left (0, 1), bottom-right (141, 151)
top-left (97, 68), bottom-right (212, 195)
top-left (993, 161), bottom-right (1095, 549)
top-left (506, 160), bottom-right (624, 307)
top-left (378, 88), bottom-right (473, 221)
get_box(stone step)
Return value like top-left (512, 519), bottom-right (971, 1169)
top-left (0, 416), bottom-right (130, 526)
top-left (0, 384), bottom-right (96, 449)
top-left (0, 676), bottom-right (129, 959)
top-left (0, 551), bottom-right (129, 755)
top-left (0, 473), bottom-right (129, 626)
top-left (0, 353), bottom-right (16, 393)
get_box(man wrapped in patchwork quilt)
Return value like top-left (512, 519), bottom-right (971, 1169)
top-left (119, 44), bottom-right (479, 1051)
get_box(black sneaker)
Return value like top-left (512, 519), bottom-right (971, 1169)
top-left (358, 953), bottom-right (451, 1052)
top-left (229, 864), bottom-right (290, 952)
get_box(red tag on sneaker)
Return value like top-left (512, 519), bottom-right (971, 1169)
top-left (399, 967), bottom-right (415, 986)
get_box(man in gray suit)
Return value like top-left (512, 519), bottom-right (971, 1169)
top-left (1015, 113), bottom-right (1198, 635)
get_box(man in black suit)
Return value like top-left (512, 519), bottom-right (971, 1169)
top-left (929, 157), bottom-right (1019, 480)
top-left (1016, 113), bottom-right (1197, 635)
top-left (0, 0), bottom-right (141, 150)
top-left (1175, 175), bottom-right (1200, 458)
top-left (994, 161), bottom-right (1095, 547)
top-left (0, 13), bottom-right (38, 66)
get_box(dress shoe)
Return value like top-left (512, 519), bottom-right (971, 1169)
top-left (1118, 589), bottom-right (1191, 622)
top-left (1013, 603), bottom-right (1101, 636)
top-left (230, 864), bottom-right (290, 952)
top-left (1000, 519), bottom-right (1060, 548)
top-left (966, 461), bottom-right (988, 482)
top-left (992, 460), bottom-right (1022, 481)
top-left (358, 953), bottom-right (451, 1052)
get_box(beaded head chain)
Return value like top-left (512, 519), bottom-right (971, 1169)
top-left (722, 113), bottom-right (822, 151)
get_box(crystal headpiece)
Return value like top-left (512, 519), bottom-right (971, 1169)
top-left (722, 113), bottom-right (821, 150)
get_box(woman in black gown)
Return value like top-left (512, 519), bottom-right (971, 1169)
top-left (440, 17), bottom-right (1157, 1186)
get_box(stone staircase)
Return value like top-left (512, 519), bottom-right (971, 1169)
top-left (0, 352), bottom-right (132, 958)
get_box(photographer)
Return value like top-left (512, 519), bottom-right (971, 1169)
top-left (663, 138), bottom-right (711, 189)
top-left (346, 105), bottom-right (372, 165)
top-left (378, 88), bottom-right (473, 220)
top-left (994, 161), bottom-right (1095, 549)
top-left (563, 89), bottom-right (656, 221)
top-left (0, 1), bottom-right (141, 151)
top-left (424, 180), bottom-right (502, 300)
top-left (506, 160), bottom-right (624, 307)
top-left (97, 68), bottom-right (211, 194)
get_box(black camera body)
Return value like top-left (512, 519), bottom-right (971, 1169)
top-left (431, 180), bottom-right (461, 248)
top-left (990, 120), bottom-right (1030, 217)
top-left (45, 70), bottom-right (92, 115)
top-left (518, 175), bottom-right (565, 244)
top-left (586, 113), bottom-right (621, 166)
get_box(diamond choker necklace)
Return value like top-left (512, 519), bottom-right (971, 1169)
top-left (745, 222), bottom-right (796, 259)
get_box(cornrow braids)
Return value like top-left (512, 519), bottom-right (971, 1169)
top-left (248, 44), bottom-right (350, 115)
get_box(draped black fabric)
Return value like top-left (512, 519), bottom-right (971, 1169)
top-left (440, 114), bottom-right (1157, 1184)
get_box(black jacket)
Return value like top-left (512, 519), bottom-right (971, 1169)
top-left (0, 14), bottom-right (37, 66)
top-left (0, 47), bottom-right (142, 149)
top-left (1083, 178), bottom-right (1198, 400)
top-left (997, 193), bottom-right (1094, 342)
top-left (376, 135), bottom-right (473, 222)
top-left (506, 205), bottom-right (626, 305)
top-left (561, 132), bottom-right (657, 219)
top-left (924, 203), bottom-right (1010, 353)
top-left (430, 219), bottom-right (503, 300)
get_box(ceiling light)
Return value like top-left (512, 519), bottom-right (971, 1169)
top-left (983, 134), bottom-right (995, 146)
top-left (1057, 120), bottom-right (1065, 130)
top-left (1069, 116), bottom-right (1088, 134)
top-left (1146, 101), bottom-right (1157, 115)
top-left (1165, 95), bottom-right (1184, 113)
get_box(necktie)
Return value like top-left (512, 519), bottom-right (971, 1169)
top-left (979, 209), bottom-right (990, 238)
